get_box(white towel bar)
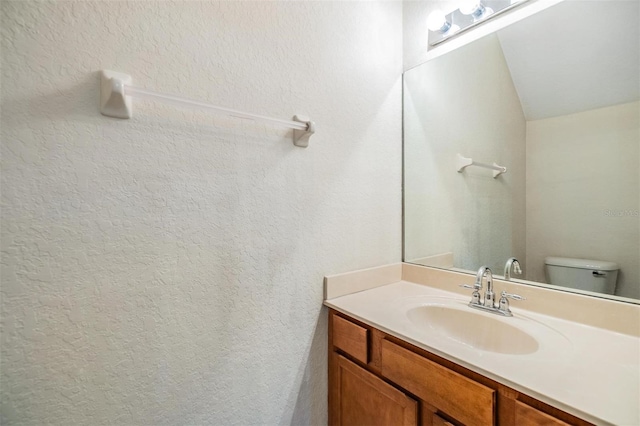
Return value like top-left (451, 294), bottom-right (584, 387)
top-left (456, 153), bottom-right (507, 178)
top-left (99, 70), bottom-right (315, 147)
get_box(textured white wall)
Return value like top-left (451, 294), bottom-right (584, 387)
top-left (0, 1), bottom-right (402, 424)
top-left (403, 34), bottom-right (526, 274)
top-left (526, 102), bottom-right (640, 300)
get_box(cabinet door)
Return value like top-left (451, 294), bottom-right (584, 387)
top-left (331, 353), bottom-right (417, 426)
top-left (515, 401), bottom-right (570, 426)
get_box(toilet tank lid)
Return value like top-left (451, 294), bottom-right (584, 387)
top-left (544, 257), bottom-right (618, 271)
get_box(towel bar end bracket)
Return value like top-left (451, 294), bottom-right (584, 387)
top-left (100, 70), bottom-right (133, 119)
top-left (292, 115), bottom-right (315, 148)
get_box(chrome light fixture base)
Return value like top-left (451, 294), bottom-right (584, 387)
top-left (428, 0), bottom-right (529, 47)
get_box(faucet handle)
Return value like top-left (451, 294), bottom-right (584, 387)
top-left (500, 291), bottom-right (526, 301)
top-left (459, 283), bottom-right (480, 290)
top-left (513, 263), bottom-right (523, 275)
top-left (498, 291), bottom-right (525, 315)
top-left (460, 284), bottom-right (481, 305)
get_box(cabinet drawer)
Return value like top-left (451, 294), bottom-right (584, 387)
top-left (381, 339), bottom-right (495, 426)
top-left (515, 401), bottom-right (570, 426)
top-left (332, 315), bottom-right (369, 364)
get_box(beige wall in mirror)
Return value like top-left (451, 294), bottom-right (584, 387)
top-left (403, 0), bottom-right (640, 301)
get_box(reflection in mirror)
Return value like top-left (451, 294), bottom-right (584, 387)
top-left (403, 0), bottom-right (639, 302)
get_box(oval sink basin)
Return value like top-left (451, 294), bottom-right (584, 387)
top-left (407, 304), bottom-right (539, 355)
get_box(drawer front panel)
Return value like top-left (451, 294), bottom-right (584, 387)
top-left (332, 315), bottom-right (369, 364)
top-left (381, 339), bottom-right (495, 426)
top-left (515, 401), bottom-right (570, 426)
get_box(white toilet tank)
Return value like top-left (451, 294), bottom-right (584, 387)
top-left (544, 257), bottom-right (618, 295)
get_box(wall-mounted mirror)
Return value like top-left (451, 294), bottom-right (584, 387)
top-left (403, 0), bottom-right (639, 302)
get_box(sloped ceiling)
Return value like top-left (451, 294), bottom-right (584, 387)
top-left (497, 0), bottom-right (639, 120)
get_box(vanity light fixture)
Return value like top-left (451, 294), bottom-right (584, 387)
top-left (427, 0), bottom-right (530, 46)
top-left (459, 0), bottom-right (491, 20)
top-left (427, 10), bottom-right (453, 34)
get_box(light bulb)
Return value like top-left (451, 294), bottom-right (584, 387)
top-left (459, 0), bottom-right (486, 18)
top-left (427, 10), bottom-right (452, 33)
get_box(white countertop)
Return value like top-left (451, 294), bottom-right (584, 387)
top-left (325, 280), bottom-right (640, 425)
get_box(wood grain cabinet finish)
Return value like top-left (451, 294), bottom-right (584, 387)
top-left (515, 400), bottom-right (571, 426)
top-left (432, 414), bottom-right (454, 426)
top-left (332, 353), bottom-right (418, 426)
top-left (328, 309), bottom-right (591, 426)
top-left (381, 339), bottom-right (495, 426)
top-left (332, 314), bottom-right (369, 364)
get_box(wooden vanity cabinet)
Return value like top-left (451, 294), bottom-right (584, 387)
top-left (380, 339), bottom-right (495, 426)
top-left (514, 401), bottom-right (571, 426)
top-left (328, 309), bottom-right (592, 426)
top-left (333, 354), bottom-right (418, 425)
top-left (432, 414), bottom-right (455, 426)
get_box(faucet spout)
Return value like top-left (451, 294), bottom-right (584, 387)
top-left (474, 267), bottom-right (485, 290)
top-left (504, 257), bottom-right (522, 281)
top-left (476, 266), bottom-right (494, 308)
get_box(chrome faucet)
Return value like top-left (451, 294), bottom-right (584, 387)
top-left (477, 266), bottom-right (495, 308)
top-left (460, 266), bottom-right (526, 317)
top-left (504, 257), bottom-right (522, 281)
